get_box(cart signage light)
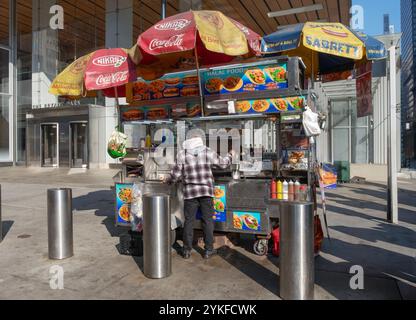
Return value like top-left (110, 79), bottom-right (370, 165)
top-left (155, 19), bottom-right (192, 31)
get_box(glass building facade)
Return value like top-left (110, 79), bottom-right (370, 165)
top-left (0, 0), bottom-right (351, 167)
top-left (401, 0), bottom-right (416, 168)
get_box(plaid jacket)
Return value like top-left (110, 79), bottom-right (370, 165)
top-left (169, 147), bottom-right (232, 200)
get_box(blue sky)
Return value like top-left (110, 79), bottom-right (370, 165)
top-left (352, 0), bottom-right (401, 35)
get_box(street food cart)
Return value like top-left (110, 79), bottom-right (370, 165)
top-left (114, 55), bottom-right (318, 255)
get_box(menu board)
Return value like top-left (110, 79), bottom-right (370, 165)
top-left (202, 62), bottom-right (288, 96)
top-left (196, 185), bottom-right (227, 223)
top-left (235, 96), bottom-right (305, 115)
top-left (127, 71), bottom-right (200, 104)
top-left (115, 183), bottom-right (134, 226)
top-left (121, 101), bottom-right (202, 122)
top-left (233, 211), bottom-right (261, 232)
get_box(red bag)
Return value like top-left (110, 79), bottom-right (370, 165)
top-left (271, 215), bottom-right (324, 257)
top-left (271, 227), bottom-right (280, 257)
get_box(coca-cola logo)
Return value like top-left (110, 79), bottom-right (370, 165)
top-left (154, 19), bottom-right (191, 31)
top-left (95, 71), bottom-right (129, 87)
top-left (149, 34), bottom-right (185, 51)
top-left (92, 55), bottom-right (126, 68)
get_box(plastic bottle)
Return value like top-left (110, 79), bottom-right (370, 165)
top-left (283, 180), bottom-right (289, 201)
top-left (277, 180), bottom-right (283, 200)
top-left (271, 179), bottom-right (277, 199)
top-left (294, 180), bottom-right (301, 201)
top-left (288, 180), bottom-right (295, 202)
top-left (145, 134), bottom-right (152, 148)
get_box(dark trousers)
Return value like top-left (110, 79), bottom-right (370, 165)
top-left (183, 197), bottom-right (214, 251)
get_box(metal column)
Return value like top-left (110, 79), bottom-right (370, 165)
top-left (161, 0), bottom-right (167, 19)
top-left (280, 202), bottom-right (315, 300)
top-left (47, 189), bottom-right (74, 260)
top-left (0, 185), bottom-right (2, 243)
top-left (387, 46), bottom-right (398, 224)
top-left (143, 194), bottom-right (171, 279)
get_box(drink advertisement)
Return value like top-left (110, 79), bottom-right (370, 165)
top-left (196, 185), bottom-right (227, 223)
top-left (235, 96), bottom-right (305, 115)
top-left (202, 63), bottom-right (288, 96)
top-left (233, 211), bottom-right (261, 232)
top-left (126, 71), bottom-right (200, 104)
top-left (115, 183), bottom-right (134, 226)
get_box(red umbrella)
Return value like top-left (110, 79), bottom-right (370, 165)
top-left (136, 10), bottom-right (261, 80)
top-left (50, 48), bottom-right (137, 99)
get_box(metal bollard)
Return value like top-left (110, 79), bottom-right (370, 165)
top-left (279, 202), bottom-right (315, 300)
top-left (142, 194), bottom-right (171, 279)
top-left (0, 185), bottom-right (2, 243)
top-left (47, 189), bottom-right (73, 260)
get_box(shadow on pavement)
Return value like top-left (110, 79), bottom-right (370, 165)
top-left (216, 246), bottom-right (280, 297)
top-left (317, 237), bottom-right (416, 299)
top-left (1, 220), bottom-right (14, 241)
top-left (72, 189), bottom-right (124, 237)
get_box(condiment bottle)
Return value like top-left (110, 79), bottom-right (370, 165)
top-left (277, 180), bottom-right (283, 200)
top-left (294, 180), bottom-right (301, 201)
top-left (288, 180), bottom-right (295, 201)
top-left (271, 179), bottom-right (277, 199)
top-left (283, 180), bottom-right (289, 201)
top-left (145, 133), bottom-right (152, 148)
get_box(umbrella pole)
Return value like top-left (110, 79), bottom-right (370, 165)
top-left (194, 46), bottom-right (205, 118)
top-left (114, 86), bottom-right (122, 132)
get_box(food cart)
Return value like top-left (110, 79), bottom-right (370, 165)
top-left (114, 55), bottom-right (318, 255)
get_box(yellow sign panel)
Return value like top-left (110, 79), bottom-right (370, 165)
top-left (194, 11), bottom-right (249, 56)
top-left (302, 22), bottom-right (363, 60)
top-left (49, 53), bottom-right (92, 97)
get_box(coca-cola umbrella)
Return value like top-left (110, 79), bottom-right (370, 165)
top-left (136, 10), bottom-right (261, 80)
top-left (49, 47), bottom-right (137, 100)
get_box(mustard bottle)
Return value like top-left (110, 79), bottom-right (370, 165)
top-left (277, 180), bottom-right (283, 200)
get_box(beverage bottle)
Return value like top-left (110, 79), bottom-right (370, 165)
top-left (294, 180), bottom-right (301, 201)
top-left (271, 179), bottom-right (277, 199)
top-left (277, 180), bottom-right (283, 200)
top-left (283, 180), bottom-right (289, 201)
top-left (145, 134), bottom-right (152, 148)
top-left (288, 180), bottom-right (294, 201)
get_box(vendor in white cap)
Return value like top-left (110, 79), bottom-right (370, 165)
top-left (166, 132), bottom-right (235, 259)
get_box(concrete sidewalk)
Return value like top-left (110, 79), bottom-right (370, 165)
top-left (0, 167), bottom-right (415, 300)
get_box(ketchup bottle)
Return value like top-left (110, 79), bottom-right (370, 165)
top-left (271, 179), bottom-right (277, 199)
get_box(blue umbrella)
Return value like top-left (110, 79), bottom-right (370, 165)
top-left (261, 22), bottom-right (387, 76)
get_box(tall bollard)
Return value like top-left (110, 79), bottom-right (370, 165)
top-left (280, 202), bottom-right (315, 300)
top-left (142, 194), bottom-right (171, 279)
top-left (47, 189), bottom-right (74, 260)
top-left (0, 184), bottom-right (2, 243)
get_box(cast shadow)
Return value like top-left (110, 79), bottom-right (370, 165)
top-left (72, 189), bottom-right (123, 239)
top-left (215, 245), bottom-right (280, 297)
top-left (1, 220), bottom-right (14, 241)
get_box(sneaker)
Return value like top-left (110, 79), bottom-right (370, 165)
top-left (203, 249), bottom-right (217, 259)
top-left (182, 249), bottom-right (192, 259)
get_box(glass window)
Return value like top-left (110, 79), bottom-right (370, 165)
top-left (16, 0), bottom-right (33, 163)
top-left (351, 100), bottom-right (369, 127)
top-left (0, 48), bottom-right (9, 93)
top-left (0, 95), bottom-right (10, 161)
top-left (331, 100), bottom-right (350, 127)
top-left (352, 128), bottom-right (368, 164)
top-left (0, 0), bottom-right (9, 46)
top-left (333, 128), bottom-right (349, 162)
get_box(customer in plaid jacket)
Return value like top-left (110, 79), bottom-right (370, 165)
top-left (167, 133), bottom-right (236, 260)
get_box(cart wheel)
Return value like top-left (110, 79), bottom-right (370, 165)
top-left (253, 239), bottom-right (268, 256)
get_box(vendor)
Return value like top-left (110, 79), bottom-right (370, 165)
top-left (166, 133), bottom-right (236, 260)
